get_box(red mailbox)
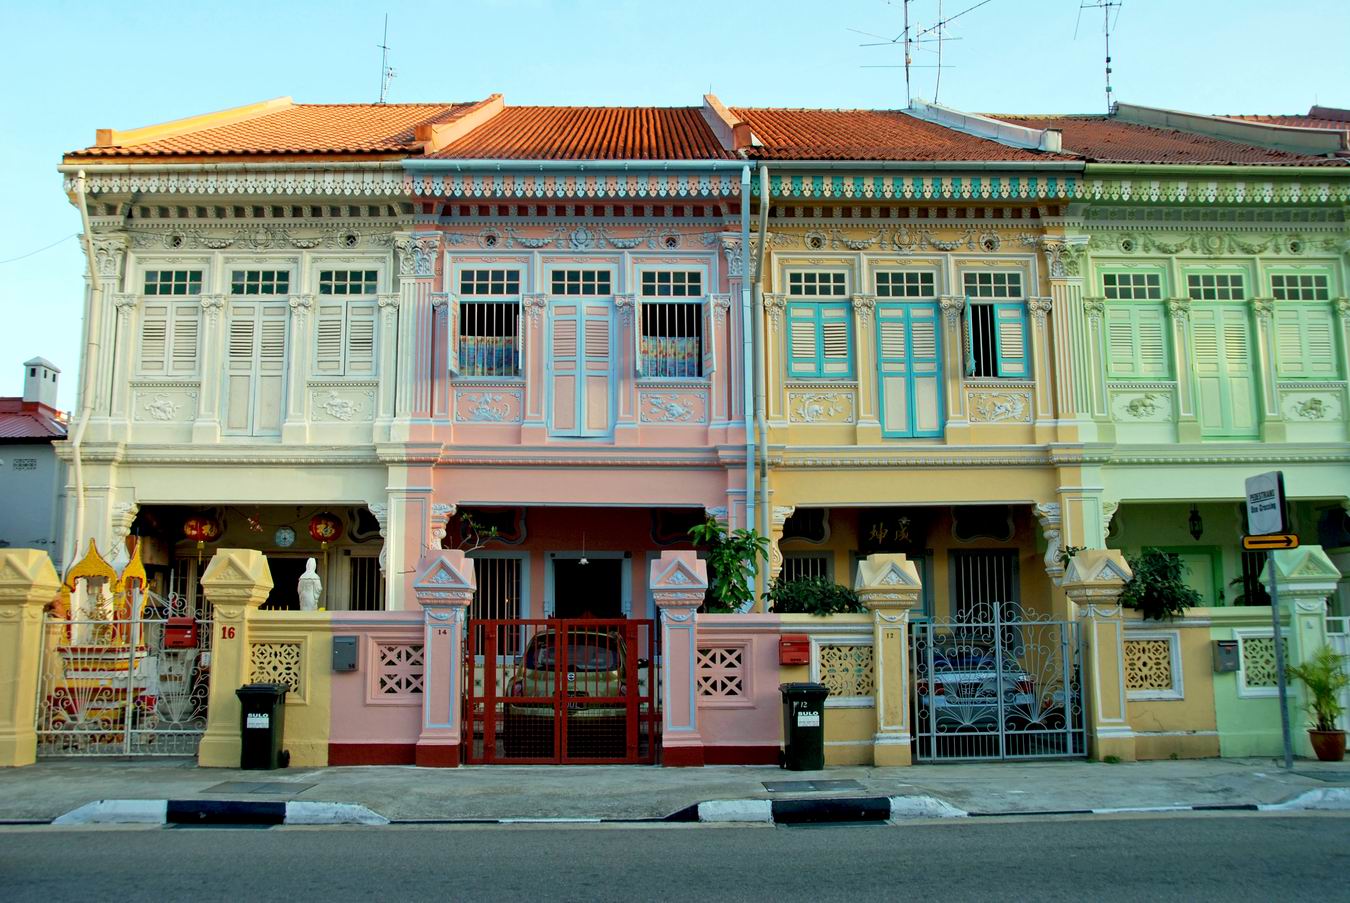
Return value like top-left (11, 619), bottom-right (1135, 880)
top-left (164, 617), bottom-right (198, 649)
top-left (779, 634), bottom-right (810, 666)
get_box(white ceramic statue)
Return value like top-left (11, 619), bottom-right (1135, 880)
top-left (297, 557), bottom-right (323, 611)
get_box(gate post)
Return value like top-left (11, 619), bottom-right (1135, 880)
top-left (651, 551), bottom-right (709, 766)
top-left (855, 554), bottom-right (923, 767)
top-left (412, 550), bottom-right (475, 767)
top-left (197, 549), bottom-right (274, 767)
top-left (0, 550), bottom-right (61, 767)
top-left (1062, 550), bottom-right (1135, 762)
top-left (1261, 546), bottom-right (1340, 758)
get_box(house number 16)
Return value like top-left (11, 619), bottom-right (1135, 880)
top-left (220, 625), bottom-right (236, 639)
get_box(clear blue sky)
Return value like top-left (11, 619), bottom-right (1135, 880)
top-left (3, 0), bottom-right (1347, 409)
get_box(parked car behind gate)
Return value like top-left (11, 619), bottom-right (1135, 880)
top-left (914, 644), bottom-right (1039, 731)
top-left (502, 627), bottom-right (628, 758)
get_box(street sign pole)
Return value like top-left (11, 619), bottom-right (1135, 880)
top-left (1267, 550), bottom-right (1294, 771)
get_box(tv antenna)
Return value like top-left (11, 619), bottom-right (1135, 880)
top-left (852, 0), bottom-right (992, 107)
top-left (377, 14), bottom-right (396, 104)
top-left (1075, 1), bottom-right (1122, 114)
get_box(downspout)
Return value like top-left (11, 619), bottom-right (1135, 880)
top-left (739, 164), bottom-right (755, 602)
top-left (67, 170), bottom-right (103, 570)
top-left (753, 165), bottom-right (771, 604)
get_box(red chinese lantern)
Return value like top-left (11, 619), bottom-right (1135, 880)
top-left (308, 512), bottom-right (343, 545)
top-left (183, 515), bottom-right (222, 563)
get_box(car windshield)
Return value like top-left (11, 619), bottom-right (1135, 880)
top-left (525, 634), bottom-right (620, 672)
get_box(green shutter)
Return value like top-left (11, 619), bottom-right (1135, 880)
top-left (1276, 305), bottom-right (1338, 378)
top-left (1106, 304), bottom-right (1169, 378)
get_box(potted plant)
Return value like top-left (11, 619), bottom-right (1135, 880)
top-left (765, 576), bottom-right (864, 616)
top-left (1286, 644), bottom-right (1349, 762)
top-left (1117, 548), bottom-right (1202, 621)
top-left (688, 518), bottom-right (769, 613)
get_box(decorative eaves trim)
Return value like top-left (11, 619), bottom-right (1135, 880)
top-left (408, 170), bottom-right (742, 200)
top-left (764, 172), bottom-right (1077, 201)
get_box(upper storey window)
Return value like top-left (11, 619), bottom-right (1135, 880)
top-left (144, 270), bottom-right (202, 295)
top-left (458, 269), bottom-right (522, 377)
top-left (231, 270), bottom-right (291, 295)
top-left (963, 271), bottom-right (1028, 379)
top-left (640, 270), bottom-right (705, 379)
top-left (552, 270), bottom-right (612, 296)
top-left (320, 270), bottom-right (378, 295)
top-left (1271, 273), bottom-right (1329, 301)
top-left (1103, 272), bottom-right (1162, 301)
top-left (315, 270), bottom-right (377, 377)
top-left (876, 271), bottom-right (935, 298)
top-left (1102, 270), bottom-right (1169, 379)
top-left (787, 270), bottom-right (852, 379)
top-left (1186, 273), bottom-right (1245, 301)
top-left (1270, 271), bottom-right (1338, 380)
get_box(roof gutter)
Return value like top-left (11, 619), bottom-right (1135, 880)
top-left (1084, 162), bottom-right (1350, 177)
top-left (59, 161), bottom-right (407, 176)
top-left (745, 160), bottom-right (1083, 172)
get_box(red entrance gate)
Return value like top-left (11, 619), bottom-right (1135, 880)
top-left (464, 619), bottom-right (659, 764)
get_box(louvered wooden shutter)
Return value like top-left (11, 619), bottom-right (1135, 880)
top-left (346, 302), bottom-right (377, 375)
top-left (1106, 305), bottom-right (1168, 378)
top-left (1276, 305), bottom-right (1336, 378)
top-left (255, 306), bottom-right (287, 433)
top-left (550, 304), bottom-right (580, 433)
top-left (140, 303), bottom-right (170, 373)
top-left (169, 304), bottom-right (201, 374)
top-left (315, 303), bottom-right (345, 375)
top-left (1105, 307), bottom-right (1137, 376)
top-left (1219, 307), bottom-right (1258, 434)
top-left (1135, 306), bottom-right (1168, 377)
top-left (582, 304), bottom-right (612, 435)
top-left (787, 304), bottom-right (818, 378)
top-left (225, 304), bottom-right (257, 431)
top-left (877, 306), bottom-right (909, 434)
top-left (993, 302), bottom-right (1028, 378)
top-left (820, 304), bottom-right (851, 377)
top-left (909, 304), bottom-right (942, 435)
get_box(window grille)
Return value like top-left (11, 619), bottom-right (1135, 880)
top-left (144, 270), bottom-right (203, 296)
top-left (348, 555), bottom-right (385, 611)
top-left (231, 270), bottom-right (290, 295)
top-left (950, 550), bottom-right (1019, 620)
top-left (963, 272), bottom-right (1027, 379)
top-left (551, 270), bottom-right (611, 296)
top-left (876, 271), bottom-right (936, 298)
top-left (1186, 273), bottom-right (1245, 301)
top-left (459, 301), bottom-right (521, 376)
top-left (787, 271), bottom-right (847, 296)
top-left (1271, 273), bottom-right (1330, 301)
top-left (470, 556), bottom-right (523, 655)
top-left (1103, 272), bottom-right (1162, 300)
top-left (640, 302), bottom-right (703, 378)
top-left (780, 553), bottom-right (831, 583)
top-left (319, 270), bottom-right (378, 295)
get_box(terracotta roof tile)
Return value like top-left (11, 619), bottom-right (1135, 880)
top-left (1227, 109), bottom-right (1350, 132)
top-left (0, 400), bottom-right (66, 440)
top-left (68, 102), bottom-right (488, 159)
top-left (731, 108), bottom-right (1067, 162)
top-left (432, 106), bottom-right (731, 160)
top-left (996, 115), bottom-right (1344, 166)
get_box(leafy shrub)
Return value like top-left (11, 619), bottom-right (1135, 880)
top-left (688, 518), bottom-right (769, 613)
top-left (1118, 548), bottom-right (1202, 621)
top-left (766, 576), bottom-right (864, 616)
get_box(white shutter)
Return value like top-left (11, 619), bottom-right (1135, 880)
top-left (346, 302), bottom-right (377, 375)
top-left (140, 303), bottom-right (169, 373)
top-left (169, 304), bottom-right (201, 374)
top-left (315, 303), bottom-right (345, 374)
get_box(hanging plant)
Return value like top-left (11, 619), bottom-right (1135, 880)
top-left (688, 517), bottom-right (769, 614)
top-left (1119, 548), bottom-right (1202, 621)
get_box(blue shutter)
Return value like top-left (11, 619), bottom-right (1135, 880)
top-left (787, 303), bottom-right (820, 378)
top-left (993, 302), bottom-right (1029, 379)
top-left (963, 300), bottom-right (976, 377)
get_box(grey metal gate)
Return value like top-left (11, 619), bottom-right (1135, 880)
top-left (911, 601), bottom-right (1084, 761)
top-left (35, 591), bottom-right (213, 757)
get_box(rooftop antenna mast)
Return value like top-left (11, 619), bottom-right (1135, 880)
top-left (1076, 1), bottom-right (1121, 114)
top-left (377, 14), bottom-right (396, 104)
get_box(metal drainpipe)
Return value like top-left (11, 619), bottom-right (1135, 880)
top-left (67, 170), bottom-right (104, 570)
top-left (753, 165), bottom-right (772, 605)
top-left (739, 164), bottom-right (755, 601)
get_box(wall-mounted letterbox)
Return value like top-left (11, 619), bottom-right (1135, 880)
top-left (332, 636), bottom-right (359, 672)
top-left (780, 634), bottom-right (810, 666)
top-left (1213, 640), bottom-right (1240, 673)
top-left (163, 617), bottom-right (198, 649)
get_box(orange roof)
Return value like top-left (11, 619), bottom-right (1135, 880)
top-left (431, 106), bottom-right (732, 160)
top-left (731, 108), bottom-right (1066, 162)
top-left (68, 101), bottom-right (490, 159)
top-left (1226, 106), bottom-right (1350, 133)
top-left (996, 115), bottom-right (1344, 166)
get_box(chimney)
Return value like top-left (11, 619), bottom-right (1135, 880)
top-left (22, 357), bottom-right (59, 409)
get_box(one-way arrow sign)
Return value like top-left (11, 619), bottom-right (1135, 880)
top-left (1241, 534), bottom-right (1299, 551)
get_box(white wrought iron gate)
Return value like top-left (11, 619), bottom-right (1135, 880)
top-left (35, 592), bottom-right (214, 757)
top-left (911, 601), bottom-right (1084, 761)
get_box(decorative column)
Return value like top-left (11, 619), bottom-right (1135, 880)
top-left (1250, 297), bottom-right (1286, 442)
top-left (0, 550), bottom-right (61, 767)
top-left (614, 293), bottom-right (638, 444)
top-left (1340, 299), bottom-right (1350, 443)
top-left (709, 294), bottom-right (733, 427)
top-left (1062, 550), bottom-right (1135, 762)
top-left (1028, 297), bottom-right (1055, 423)
top-left (1035, 502), bottom-right (1065, 587)
top-left (281, 293), bottom-right (314, 444)
top-left (767, 504), bottom-right (795, 587)
top-left (938, 295), bottom-right (967, 426)
top-left (109, 293), bottom-right (139, 431)
top-left (392, 232), bottom-right (441, 438)
top-left (1039, 237), bottom-right (1091, 424)
top-left (1168, 299), bottom-right (1200, 442)
top-left (855, 554), bottom-right (923, 767)
top-left (520, 292), bottom-right (549, 442)
top-left (197, 549), bottom-right (273, 767)
top-left (193, 294), bottom-right (227, 443)
top-left (88, 235), bottom-right (128, 419)
top-left (1261, 545), bottom-right (1341, 757)
top-left (374, 292), bottom-right (401, 443)
top-left (1081, 298), bottom-right (1109, 420)
top-left (412, 550), bottom-right (476, 767)
top-left (852, 293), bottom-right (880, 443)
top-left (651, 551), bottom-right (709, 766)
top-left (763, 293), bottom-right (787, 423)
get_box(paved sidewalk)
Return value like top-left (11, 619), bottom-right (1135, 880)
top-left (2, 757), bottom-right (1348, 822)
